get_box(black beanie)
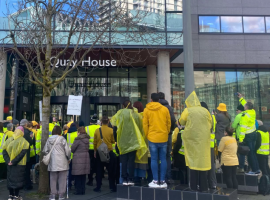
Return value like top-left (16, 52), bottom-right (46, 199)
top-left (200, 102), bottom-right (209, 111)
top-left (237, 104), bottom-right (244, 111)
top-left (79, 120), bottom-right (85, 127)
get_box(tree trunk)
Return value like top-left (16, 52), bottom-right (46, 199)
top-left (38, 95), bottom-right (51, 194)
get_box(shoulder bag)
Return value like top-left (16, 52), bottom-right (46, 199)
top-left (42, 136), bottom-right (61, 165)
top-left (97, 128), bottom-right (110, 163)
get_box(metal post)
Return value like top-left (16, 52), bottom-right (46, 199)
top-left (13, 57), bottom-right (19, 120)
top-left (183, 0), bottom-right (194, 98)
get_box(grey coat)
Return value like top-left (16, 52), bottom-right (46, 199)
top-left (71, 133), bottom-right (90, 175)
top-left (43, 135), bottom-right (71, 172)
top-left (215, 113), bottom-right (231, 140)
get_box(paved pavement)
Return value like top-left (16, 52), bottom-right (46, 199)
top-left (0, 180), bottom-right (269, 200)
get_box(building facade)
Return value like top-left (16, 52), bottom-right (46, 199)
top-left (1, 0), bottom-right (270, 127)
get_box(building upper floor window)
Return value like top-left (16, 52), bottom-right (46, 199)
top-left (199, 15), bottom-right (270, 34)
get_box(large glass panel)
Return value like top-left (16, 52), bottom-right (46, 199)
top-left (243, 16), bottom-right (265, 33)
top-left (171, 68), bottom-right (185, 119)
top-left (258, 69), bottom-right (270, 126)
top-left (237, 70), bottom-right (260, 118)
top-left (199, 16), bottom-right (220, 33)
top-left (129, 67), bottom-right (147, 107)
top-left (167, 32), bottom-right (183, 45)
top-left (166, 13), bottom-right (183, 31)
top-left (108, 68), bottom-right (129, 97)
top-left (215, 70), bottom-right (238, 120)
top-left (194, 70), bottom-right (216, 113)
top-left (266, 17), bottom-right (270, 33)
top-left (221, 16), bottom-right (243, 33)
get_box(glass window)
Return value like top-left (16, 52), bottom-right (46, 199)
top-left (215, 70), bottom-right (238, 120)
top-left (166, 13), bottom-right (183, 31)
top-left (199, 16), bottom-right (220, 33)
top-left (221, 16), bottom-right (243, 33)
top-left (266, 17), bottom-right (270, 33)
top-left (258, 69), bottom-right (270, 126)
top-left (243, 16), bottom-right (265, 33)
top-left (108, 68), bottom-right (129, 97)
top-left (166, 0), bottom-right (182, 11)
top-left (237, 70), bottom-right (260, 118)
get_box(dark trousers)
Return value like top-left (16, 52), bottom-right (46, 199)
top-left (9, 188), bottom-right (19, 196)
top-left (222, 165), bottom-right (238, 189)
top-left (257, 154), bottom-right (270, 176)
top-left (74, 175), bottom-right (86, 194)
top-left (166, 134), bottom-right (172, 180)
top-left (120, 151), bottom-right (136, 180)
top-left (68, 160), bottom-right (74, 188)
top-left (96, 151), bottom-right (117, 190)
top-left (0, 163), bottom-right (7, 179)
top-left (244, 132), bottom-right (260, 172)
top-left (179, 167), bottom-right (188, 185)
top-left (88, 150), bottom-right (96, 182)
top-left (189, 169), bottom-right (208, 192)
top-left (147, 158), bottom-right (153, 183)
top-left (25, 162), bottom-right (32, 188)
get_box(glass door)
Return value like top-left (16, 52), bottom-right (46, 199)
top-left (96, 104), bottom-right (119, 119)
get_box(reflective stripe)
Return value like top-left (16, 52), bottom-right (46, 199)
top-left (211, 139), bottom-right (215, 142)
top-left (87, 127), bottom-right (90, 136)
top-left (0, 153), bottom-right (2, 155)
top-left (179, 149), bottom-right (184, 152)
top-left (240, 125), bottom-right (249, 128)
top-left (0, 134), bottom-right (6, 150)
top-left (240, 132), bottom-right (245, 136)
top-left (262, 143), bottom-right (269, 146)
top-left (36, 148), bottom-right (40, 151)
top-left (245, 113), bottom-right (251, 118)
top-left (36, 140), bottom-right (41, 143)
top-left (90, 137), bottom-right (94, 139)
top-left (259, 149), bottom-right (269, 152)
top-left (89, 142), bottom-right (94, 145)
top-left (68, 134), bottom-right (71, 146)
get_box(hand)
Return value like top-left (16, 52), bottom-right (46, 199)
top-left (94, 151), bottom-right (96, 158)
top-left (68, 160), bottom-right (71, 164)
top-left (30, 133), bottom-right (33, 138)
top-left (237, 92), bottom-right (243, 99)
top-left (8, 161), bottom-right (12, 166)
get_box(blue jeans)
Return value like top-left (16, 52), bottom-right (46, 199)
top-left (238, 154), bottom-right (245, 169)
top-left (149, 141), bottom-right (167, 181)
top-left (244, 132), bottom-right (260, 172)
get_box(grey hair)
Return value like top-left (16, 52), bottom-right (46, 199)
top-left (246, 102), bottom-right (254, 110)
top-left (7, 123), bottom-right (13, 131)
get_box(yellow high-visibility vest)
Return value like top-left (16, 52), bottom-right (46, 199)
top-left (67, 132), bottom-right (77, 159)
top-left (85, 125), bottom-right (100, 150)
top-left (0, 132), bottom-right (7, 163)
top-left (257, 130), bottom-right (270, 155)
top-left (178, 130), bottom-right (185, 155)
top-left (112, 143), bottom-right (119, 156)
top-left (211, 115), bottom-right (216, 148)
top-left (35, 124), bottom-right (54, 155)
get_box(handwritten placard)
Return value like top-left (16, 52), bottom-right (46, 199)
top-left (67, 95), bottom-right (83, 116)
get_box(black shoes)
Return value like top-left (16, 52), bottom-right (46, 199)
top-left (86, 181), bottom-right (93, 186)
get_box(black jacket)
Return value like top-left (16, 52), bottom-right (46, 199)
top-left (159, 99), bottom-right (176, 134)
top-left (3, 149), bottom-right (27, 189)
top-left (23, 127), bottom-right (33, 162)
top-left (173, 128), bottom-right (186, 169)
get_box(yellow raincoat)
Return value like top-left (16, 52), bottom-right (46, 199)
top-left (111, 108), bottom-right (147, 160)
top-left (179, 91), bottom-right (212, 171)
top-left (3, 129), bottom-right (29, 165)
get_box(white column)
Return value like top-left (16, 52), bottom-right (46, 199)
top-left (0, 51), bottom-right (7, 121)
top-left (147, 65), bottom-right (157, 103)
top-left (157, 51), bottom-right (171, 104)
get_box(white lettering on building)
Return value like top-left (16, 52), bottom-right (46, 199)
top-left (50, 57), bottom-right (117, 68)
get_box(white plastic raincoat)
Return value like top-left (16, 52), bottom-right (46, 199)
top-left (179, 91), bottom-right (212, 171)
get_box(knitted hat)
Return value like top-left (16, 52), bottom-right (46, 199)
top-left (79, 120), bottom-right (85, 127)
top-left (237, 104), bottom-right (245, 112)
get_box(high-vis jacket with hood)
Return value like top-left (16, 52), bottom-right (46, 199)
top-left (143, 102), bottom-right (171, 143)
top-left (179, 91), bottom-right (212, 171)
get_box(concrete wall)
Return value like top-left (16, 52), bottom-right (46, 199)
top-left (172, 0), bottom-right (270, 65)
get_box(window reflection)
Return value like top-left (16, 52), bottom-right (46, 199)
top-left (266, 17), bottom-right (270, 33)
top-left (259, 70), bottom-right (270, 125)
top-left (167, 13), bottom-right (183, 31)
top-left (199, 16), bottom-right (220, 33)
top-left (243, 16), bottom-right (265, 33)
top-left (221, 16), bottom-right (243, 33)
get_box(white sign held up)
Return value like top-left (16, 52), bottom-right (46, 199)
top-left (67, 95), bottom-right (83, 116)
top-left (39, 101), bottom-right (42, 121)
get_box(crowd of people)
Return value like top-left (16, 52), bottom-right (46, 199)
top-left (0, 91), bottom-right (269, 200)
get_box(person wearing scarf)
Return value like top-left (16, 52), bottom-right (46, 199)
top-left (3, 127), bottom-right (29, 200)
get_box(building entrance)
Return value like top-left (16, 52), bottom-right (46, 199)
top-left (96, 104), bottom-right (119, 119)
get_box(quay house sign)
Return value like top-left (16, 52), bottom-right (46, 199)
top-left (50, 57), bottom-right (117, 68)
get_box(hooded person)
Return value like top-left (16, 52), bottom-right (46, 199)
top-left (3, 128), bottom-right (29, 200)
top-left (179, 91), bottom-right (212, 192)
top-left (111, 100), bottom-right (147, 186)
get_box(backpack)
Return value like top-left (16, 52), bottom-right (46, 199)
top-left (97, 128), bottom-right (110, 163)
top-left (259, 175), bottom-right (270, 195)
